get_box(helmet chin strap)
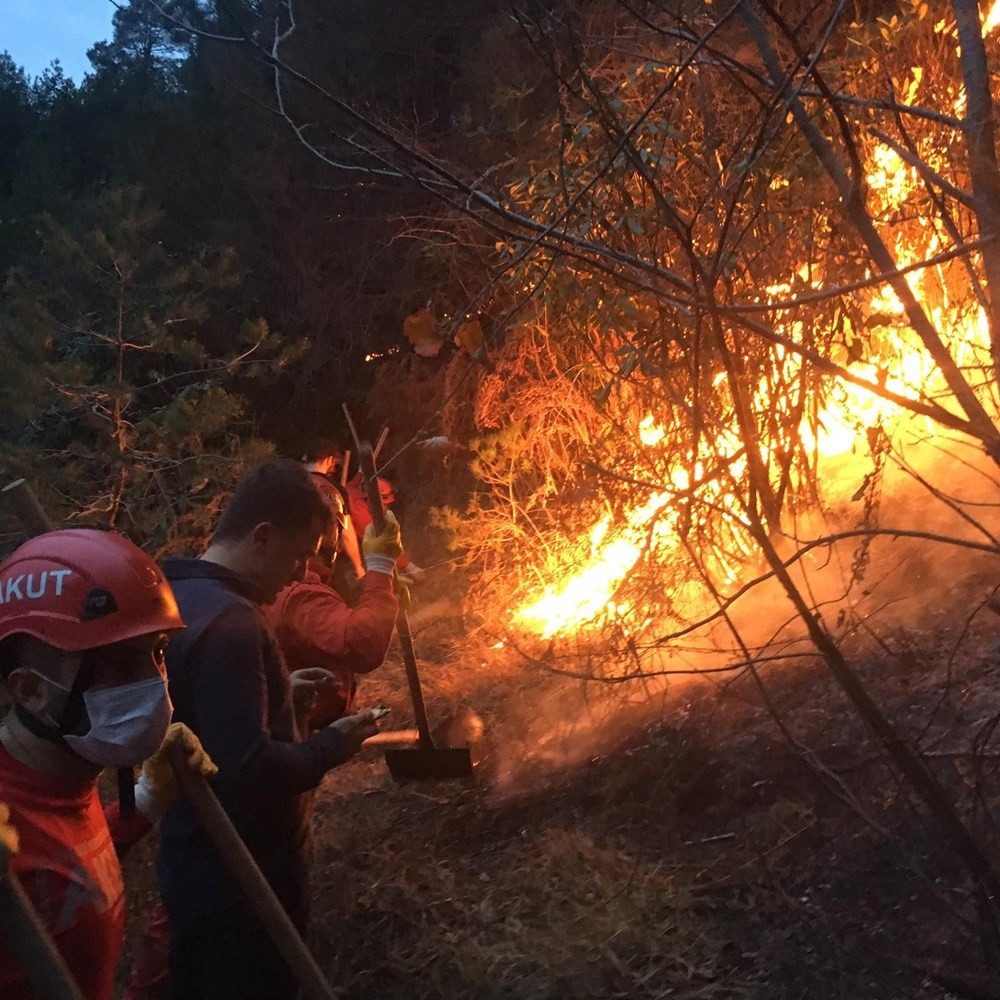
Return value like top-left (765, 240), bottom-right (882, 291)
top-left (14, 657), bottom-right (94, 745)
top-left (13, 702), bottom-right (66, 743)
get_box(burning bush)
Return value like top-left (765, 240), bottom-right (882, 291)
top-left (428, 3), bottom-right (1000, 690)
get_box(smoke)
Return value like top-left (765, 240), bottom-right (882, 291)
top-left (475, 420), bottom-right (1000, 793)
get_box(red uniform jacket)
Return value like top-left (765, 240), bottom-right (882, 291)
top-left (265, 568), bottom-right (398, 725)
top-left (0, 744), bottom-right (151, 999)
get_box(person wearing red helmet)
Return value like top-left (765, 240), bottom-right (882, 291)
top-left (156, 460), bottom-right (380, 1000)
top-left (0, 528), bottom-right (215, 1000)
top-left (266, 485), bottom-right (401, 730)
top-left (301, 436), bottom-right (365, 585)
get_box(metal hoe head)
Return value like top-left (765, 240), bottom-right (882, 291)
top-left (383, 744), bottom-right (474, 781)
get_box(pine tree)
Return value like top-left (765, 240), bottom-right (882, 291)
top-left (0, 185), bottom-right (303, 554)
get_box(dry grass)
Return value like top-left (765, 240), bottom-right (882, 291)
top-left (316, 818), bottom-right (762, 1000)
top-left (292, 600), bottom-right (995, 1000)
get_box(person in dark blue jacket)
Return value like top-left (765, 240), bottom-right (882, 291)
top-left (157, 460), bottom-right (379, 1000)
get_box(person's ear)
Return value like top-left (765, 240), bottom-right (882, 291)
top-left (7, 666), bottom-right (50, 714)
top-left (250, 522), bottom-right (273, 548)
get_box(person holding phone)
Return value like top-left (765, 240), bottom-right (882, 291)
top-left (155, 461), bottom-right (380, 1000)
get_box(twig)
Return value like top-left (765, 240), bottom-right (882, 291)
top-left (682, 832), bottom-right (736, 846)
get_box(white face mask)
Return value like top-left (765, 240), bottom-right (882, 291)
top-left (33, 672), bottom-right (172, 767)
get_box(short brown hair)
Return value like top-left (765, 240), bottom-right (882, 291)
top-left (213, 460), bottom-right (332, 543)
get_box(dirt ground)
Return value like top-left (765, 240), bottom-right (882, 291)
top-left (114, 561), bottom-right (1000, 1000)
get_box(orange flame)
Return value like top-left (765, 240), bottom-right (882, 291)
top-left (986, 1), bottom-right (1000, 33)
top-left (514, 492), bottom-right (670, 638)
top-left (512, 22), bottom-right (997, 640)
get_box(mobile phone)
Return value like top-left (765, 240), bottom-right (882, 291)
top-left (370, 706), bottom-right (391, 720)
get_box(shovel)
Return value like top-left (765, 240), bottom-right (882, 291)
top-left (348, 431), bottom-right (474, 781)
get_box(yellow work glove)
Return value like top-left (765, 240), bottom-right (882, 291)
top-left (0, 800), bottom-right (19, 867)
top-left (363, 509), bottom-right (403, 566)
top-left (135, 723), bottom-right (217, 822)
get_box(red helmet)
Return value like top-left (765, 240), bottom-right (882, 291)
top-left (0, 529), bottom-right (184, 652)
top-left (346, 471), bottom-right (395, 508)
top-left (377, 477), bottom-right (395, 506)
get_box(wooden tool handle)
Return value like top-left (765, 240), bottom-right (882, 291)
top-left (350, 438), bottom-right (435, 749)
top-left (2, 479), bottom-right (54, 535)
top-left (167, 745), bottom-right (337, 1000)
top-left (372, 426), bottom-right (390, 462)
top-left (394, 610), bottom-right (435, 747)
top-left (357, 442), bottom-right (386, 534)
top-left (342, 404), bottom-right (385, 531)
top-left (0, 843), bottom-right (85, 1000)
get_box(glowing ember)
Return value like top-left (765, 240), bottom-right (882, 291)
top-left (364, 348), bottom-right (400, 362)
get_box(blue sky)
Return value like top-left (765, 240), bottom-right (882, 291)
top-left (1, 0), bottom-right (115, 82)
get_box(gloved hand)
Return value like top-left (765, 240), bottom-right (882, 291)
top-left (135, 723), bottom-right (217, 822)
top-left (363, 509), bottom-right (403, 571)
top-left (327, 709), bottom-right (381, 760)
top-left (290, 667), bottom-right (336, 716)
top-left (0, 800), bottom-right (19, 867)
top-left (396, 564), bottom-right (425, 590)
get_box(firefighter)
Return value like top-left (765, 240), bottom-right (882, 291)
top-left (303, 435), bottom-right (422, 580)
top-left (0, 529), bottom-right (215, 1000)
top-left (301, 434), bottom-right (345, 484)
top-left (157, 460), bottom-right (379, 1000)
top-left (300, 436), bottom-right (365, 586)
top-left (266, 482), bottom-right (401, 728)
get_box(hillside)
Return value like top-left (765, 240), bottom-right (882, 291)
top-left (119, 559), bottom-right (1000, 999)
